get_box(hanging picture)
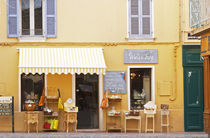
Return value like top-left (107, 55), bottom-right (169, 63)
top-left (104, 71), bottom-right (127, 94)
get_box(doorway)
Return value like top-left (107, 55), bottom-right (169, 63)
top-left (76, 74), bottom-right (99, 129)
top-left (130, 68), bottom-right (151, 110)
top-left (183, 45), bottom-right (204, 132)
top-left (128, 66), bottom-right (155, 110)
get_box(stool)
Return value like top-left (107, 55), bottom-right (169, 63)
top-left (64, 112), bottom-right (77, 132)
top-left (145, 114), bottom-right (155, 133)
top-left (25, 111), bottom-right (39, 133)
top-left (161, 110), bottom-right (169, 132)
top-left (124, 115), bottom-right (141, 133)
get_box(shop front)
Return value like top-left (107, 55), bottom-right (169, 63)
top-left (18, 48), bottom-right (106, 131)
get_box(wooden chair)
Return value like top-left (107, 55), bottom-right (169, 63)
top-left (161, 109), bottom-right (169, 132)
top-left (25, 111), bottom-right (39, 133)
top-left (63, 112), bottom-right (77, 132)
top-left (145, 113), bottom-right (155, 133)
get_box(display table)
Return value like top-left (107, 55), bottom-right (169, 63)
top-left (124, 115), bottom-right (141, 133)
top-left (24, 111), bottom-right (39, 133)
top-left (63, 111), bottom-right (77, 132)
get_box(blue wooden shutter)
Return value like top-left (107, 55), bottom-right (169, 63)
top-left (7, 0), bottom-right (19, 37)
top-left (46, 0), bottom-right (57, 37)
top-left (141, 0), bottom-right (152, 35)
top-left (129, 0), bottom-right (140, 37)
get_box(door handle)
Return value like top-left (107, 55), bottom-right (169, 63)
top-left (196, 96), bottom-right (199, 104)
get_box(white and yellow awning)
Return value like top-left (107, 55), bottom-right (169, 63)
top-left (18, 48), bottom-right (106, 75)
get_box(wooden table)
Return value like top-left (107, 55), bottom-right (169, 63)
top-left (124, 115), bottom-right (141, 133)
top-left (24, 111), bottom-right (39, 133)
top-left (63, 111), bottom-right (77, 132)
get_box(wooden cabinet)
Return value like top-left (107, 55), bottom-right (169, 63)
top-left (106, 97), bottom-right (122, 132)
top-left (43, 97), bottom-right (59, 131)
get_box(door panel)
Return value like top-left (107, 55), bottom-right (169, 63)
top-left (76, 74), bottom-right (99, 129)
top-left (184, 67), bottom-right (203, 131)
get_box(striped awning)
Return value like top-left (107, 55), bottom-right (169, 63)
top-left (18, 48), bottom-right (106, 75)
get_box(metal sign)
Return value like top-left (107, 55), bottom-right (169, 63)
top-left (124, 49), bottom-right (158, 64)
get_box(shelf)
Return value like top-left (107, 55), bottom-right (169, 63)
top-left (43, 129), bottom-right (58, 131)
top-left (107, 115), bottom-right (121, 117)
top-left (108, 98), bottom-right (122, 102)
top-left (44, 115), bottom-right (58, 117)
top-left (106, 97), bottom-right (122, 132)
top-left (126, 128), bottom-right (140, 131)
top-left (46, 97), bottom-right (58, 103)
top-left (107, 127), bottom-right (122, 131)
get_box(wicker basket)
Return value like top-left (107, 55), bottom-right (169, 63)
top-left (25, 103), bottom-right (36, 111)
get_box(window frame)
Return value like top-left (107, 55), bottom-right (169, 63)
top-left (19, 0), bottom-right (45, 37)
top-left (127, 0), bottom-right (154, 40)
top-left (20, 73), bottom-right (45, 112)
top-left (128, 66), bottom-right (155, 110)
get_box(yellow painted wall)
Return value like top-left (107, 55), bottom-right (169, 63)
top-left (0, 0), bottom-right (184, 133)
top-left (0, 0), bottom-right (180, 42)
top-left (47, 74), bottom-right (72, 103)
top-left (0, 44), bottom-right (184, 132)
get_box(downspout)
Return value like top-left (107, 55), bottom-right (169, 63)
top-left (170, 45), bottom-right (179, 101)
top-left (170, 0), bottom-right (182, 101)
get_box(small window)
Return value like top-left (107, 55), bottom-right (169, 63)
top-left (21, 73), bottom-right (44, 111)
top-left (21, 0), bottom-right (43, 36)
top-left (130, 68), bottom-right (151, 110)
top-left (128, 0), bottom-right (153, 38)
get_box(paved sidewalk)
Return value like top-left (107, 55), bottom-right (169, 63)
top-left (0, 132), bottom-right (208, 138)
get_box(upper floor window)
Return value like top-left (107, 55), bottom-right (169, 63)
top-left (21, 0), bottom-right (43, 36)
top-left (128, 0), bottom-right (153, 38)
top-left (7, 0), bottom-right (56, 38)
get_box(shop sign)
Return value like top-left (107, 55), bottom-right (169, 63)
top-left (0, 97), bottom-right (13, 115)
top-left (124, 49), bottom-right (158, 64)
top-left (104, 71), bottom-right (126, 94)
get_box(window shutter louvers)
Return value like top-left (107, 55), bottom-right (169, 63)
top-left (130, 0), bottom-right (139, 35)
top-left (142, 0), bottom-right (151, 35)
top-left (7, 0), bottom-right (19, 37)
top-left (46, 0), bottom-right (57, 37)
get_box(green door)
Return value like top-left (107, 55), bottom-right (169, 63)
top-left (183, 45), bottom-right (203, 132)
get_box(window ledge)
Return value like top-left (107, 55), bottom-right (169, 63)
top-left (126, 37), bottom-right (155, 42)
top-left (19, 36), bottom-right (46, 42)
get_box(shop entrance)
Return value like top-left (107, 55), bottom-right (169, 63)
top-left (183, 45), bottom-right (204, 132)
top-left (129, 68), bottom-right (152, 110)
top-left (76, 74), bottom-right (99, 129)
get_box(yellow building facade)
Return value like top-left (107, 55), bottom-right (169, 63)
top-left (0, 0), bottom-right (185, 132)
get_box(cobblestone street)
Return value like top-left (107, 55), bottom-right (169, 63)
top-left (0, 132), bottom-right (208, 138)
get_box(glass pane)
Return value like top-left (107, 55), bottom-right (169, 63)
top-left (21, 74), bottom-right (44, 111)
top-left (76, 74), bottom-right (99, 129)
top-left (34, 0), bottom-right (43, 35)
top-left (130, 68), bottom-right (151, 110)
top-left (21, 0), bottom-right (30, 35)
